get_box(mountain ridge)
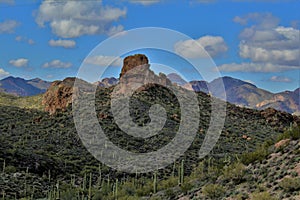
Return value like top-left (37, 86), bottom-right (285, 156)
top-left (1, 74), bottom-right (299, 114)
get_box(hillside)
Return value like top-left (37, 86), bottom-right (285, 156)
top-left (0, 54), bottom-right (299, 199)
top-left (0, 76), bottom-right (50, 97)
top-left (0, 92), bottom-right (44, 110)
top-left (0, 83), bottom-right (298, 199)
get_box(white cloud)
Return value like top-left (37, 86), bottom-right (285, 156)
top-left (28, 39), bottom-right (35, 45)
top-left (35, 0), bottom-right (126, 38)
top-left (238, 26), bottom-right (299, 66)
top-left (85, 55), bottom-right (122, 67)
top-left (234, 13), bottom-right (279, 28)
top-left (268, 76), bottom-right (292, 83)
top-left (9, 58), bottom-right (28, 67)
top-left (238, 14), bottom-right (298, 63)
top-left (174, 35), bottom-right (228, 58)
top-left (244, 79), bottom-right (255, 85)
top-left (15, 36), bottom-right (35, 45)
top-left (42, 60), bottom-right (72, 68)
top-left (49, 39), bottom-right (76, 48)
top-left (106, 25), bottom-right (125, 36)
top-left (0, 68), bottom-right (9, 78)
top-left (129, 0), bottom-right (160, 5)
top-left (229, 13), bottom-right (300, 72)
top-left (0, 20), bottom-right (19, 33)
top-left (217, 62), bottom-right (299, 73)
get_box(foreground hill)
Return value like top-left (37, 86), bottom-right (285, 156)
top-left (0, 81), bottom-right (298, 199)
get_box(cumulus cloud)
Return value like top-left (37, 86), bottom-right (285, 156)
top-left (268, 76), bottom-right (292, 83)
top-left (0, 68), bottom-right (9, 78)
top-left (85, 55), bottom-right (122, 67)
top-left (35, 0), bottom-right (126, 38)
top-left (174, 35), bottom-right (228, 58)
top-left (42, 60), bottom-right (72, 68)
top-left (217, 62), bottom-right (299, 73)
top-left (223, 13), bottom-right (300, 73)
top-left (15, 36), bottom-right (35, 45)
top-left (9, 58), bottom-right (28, 67)
top-left (49, 39), bottom-right (76, 48)
top-left (0, 20), bottom-right (19, 33)
top-left (239, 25), bottom-right (299, 66)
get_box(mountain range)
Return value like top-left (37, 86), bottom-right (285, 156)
top-left (167, 73), bottom-right (300, 115)
top-left (1, 74), bottom-right (299, 114)
top-left (0, 76), bottom-right (50, 96)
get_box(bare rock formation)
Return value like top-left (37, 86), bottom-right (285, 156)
top-left (42, 77), bottom-right (75, 114)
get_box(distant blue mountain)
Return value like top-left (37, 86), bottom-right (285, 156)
top-left (0, 76), bottom-right (51, 96)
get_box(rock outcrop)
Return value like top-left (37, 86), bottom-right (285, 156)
top-left (120, 54), bottom-right (149, 78)
top-left (42, 77), bottom-right (75, 114)
top-left (116, 54), bottom-right (172, 94)
top-left (94, 77), bottom-right (118, 88)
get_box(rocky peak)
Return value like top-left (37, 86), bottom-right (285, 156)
top-left (116, 54), bottom-right (171, 94)
top-left (120, 54), bottom-right (149, 78)
top-left (42, 78), bottom-right (75, 114)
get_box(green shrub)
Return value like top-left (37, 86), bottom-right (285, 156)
top-left (251, 191), bottom-right (278, 200)
top-left (202, 184), bottom-right (225, 199)
top-left (240, 147), bottom-right (268, 165)
top-left (279, 177), bottom-right (300, 192)
top-left (277, 126), bottom-right (300, 142)
top-left (223, 162), bottom-right (246, 183)
top-left (4, 165), bottom-right (16, 173)
top-left (181, 182), bottom-right (193, 194)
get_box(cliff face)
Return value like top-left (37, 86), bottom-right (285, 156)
top-left (42, 78), bottom-right (75, 114)
top-left (120, 54), bottom-right (149, 78)
top-left (116, 54), bottom-right (171, 94)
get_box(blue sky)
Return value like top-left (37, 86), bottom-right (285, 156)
top-left (0, 0), bottom-right (299, 93)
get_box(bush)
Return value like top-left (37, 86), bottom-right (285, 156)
top-left (251, 191), bottom-right (278, 200)
top-left (181, 182), bottom-right (193, 194)
top-left (4, 165), bottom-right (16, 173)
top-left (279, 177), bottom-right (300, 192)
top-left (223, 162), bottom-right (246, 183)
top-left (240, 147), bottom-right (268, 165)
top-left (202, 184), bottom-right (225, 199)
top-left (277, 126), bottom-right (300, 142)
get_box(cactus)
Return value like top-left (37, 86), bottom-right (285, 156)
top-left (56, 180), bottom-right (60, 199)
top-left (71, 174), bottom-right (76, 186)
top-left (178, 160), bottom-right (185, 185)
top-left (181, 159), bottom-right (184, 184)
top-left (178, 164), bottom-right (181, 185)
top-left (48, 169), bottom-right (51, 182)
top-left (172, 162), bottom-right (176, 177)
top-left (153, 172), bottom-right (157, 193)
top-left (116, 179), bottom-right (118, 198)
top-left (88, 173), bottom-right (92, 200)
top-left (2, 160), bottom-right (5, 173)
top-left (98, 164), bottom-right (102, 187)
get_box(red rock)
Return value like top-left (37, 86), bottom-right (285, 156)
top-left (274, 139), bottom-right (290, 149)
